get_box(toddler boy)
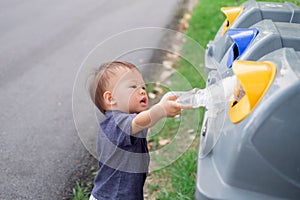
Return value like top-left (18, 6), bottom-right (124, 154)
top-left (89, 61), bottom-right (190, 200)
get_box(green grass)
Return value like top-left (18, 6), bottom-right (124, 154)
top-left (72, 182), bottom-right (90, 200)
top-left (71, 167), bottom-right (97, 200)
top-left (153, 151), bottom-right (199, 200)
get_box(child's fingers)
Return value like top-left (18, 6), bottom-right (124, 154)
top-left (173, 102), bottom-right (192, 110)
top-left (180, 104), bottom-right (192, 110)
top-left (166, 95), bottom-right (178, 101)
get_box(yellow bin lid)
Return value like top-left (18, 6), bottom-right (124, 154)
top-left (229, 60), bottom-right (276, 123)
top-left (221, 6), bottom-right (244, 36)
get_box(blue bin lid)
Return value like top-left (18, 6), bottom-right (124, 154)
top-left (227, 28), bottom-right (259, 68)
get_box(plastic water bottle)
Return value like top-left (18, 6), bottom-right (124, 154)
top-left (165, 88), bottom-right (207, 108)
top-left (164, 76), bottom-right (239, 108)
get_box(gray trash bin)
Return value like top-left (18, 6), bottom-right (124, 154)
top-left (205, 0), bottom-right (300, 71)
top-left (196, 47), bottom-right (300, 200)
top-left (196, 2), bottom-right (300, 199)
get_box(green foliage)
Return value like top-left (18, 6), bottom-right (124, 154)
top-left (155, 150), bottom-right (198, 200)
top-left (72, 182), bottom-right (90, 200)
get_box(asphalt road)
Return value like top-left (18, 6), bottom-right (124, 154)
top-left (0, 0), bottom-right (181, 199)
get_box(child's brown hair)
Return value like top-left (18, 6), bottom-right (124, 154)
top-left (90, 61), bottom-right (138, 114)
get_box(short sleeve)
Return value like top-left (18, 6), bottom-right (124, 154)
top-left (113, 112), bottom-right (136, 147)
top-left (97, 111), bottom-right (150, 173)
top-left (100, 111), bottom-right (139, 148)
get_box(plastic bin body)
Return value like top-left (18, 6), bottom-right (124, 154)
top-left (196, 48), bottom-right (300, 200)
top-left (205, 0), bottom-right (300, 72)
top-left (220, 20), bottom-right (300, 76)
top-left (216, 1), bottom-right (300, 38)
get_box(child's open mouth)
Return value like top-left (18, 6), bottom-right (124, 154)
top-left (140, 97), bottom-right (147, 107)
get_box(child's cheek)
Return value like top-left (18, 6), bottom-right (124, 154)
top-left (128, 94), bottom-right (136, 106)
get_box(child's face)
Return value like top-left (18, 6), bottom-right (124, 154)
top-left (111, 68), bottom-right (148, 114)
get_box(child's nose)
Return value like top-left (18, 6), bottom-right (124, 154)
top-left (140, 88), bottom-right (146, 95)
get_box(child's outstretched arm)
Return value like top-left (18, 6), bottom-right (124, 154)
top-left (131, 95), bottom-right (191, 134)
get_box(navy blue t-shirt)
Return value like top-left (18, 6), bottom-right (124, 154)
top-left (91, 110), bottom-right (149, 200)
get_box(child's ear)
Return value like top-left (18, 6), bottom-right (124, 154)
top-left (103, 91), bottom-right (116, 105)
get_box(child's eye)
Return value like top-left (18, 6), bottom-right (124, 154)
top-left (142, 86), bottom-right (146, 90)
top-left (130, 85), bottom-right (137, 89)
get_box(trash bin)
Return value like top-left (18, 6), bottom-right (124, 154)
top-left (197, 2), bottom-right (300, 199)
top-left (196, 47), bottom-right (300, 200)
top-left (205, 0), bottom-right (300, 71)
top-left (220, 20), bottom-right (300, 76)
top-left (218, 0), bottom-right (300, 37)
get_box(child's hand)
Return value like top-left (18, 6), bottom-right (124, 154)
top-left (132, 95), bottom-right (192, 134)
top-left (158, 95), bottom-right (192, 117)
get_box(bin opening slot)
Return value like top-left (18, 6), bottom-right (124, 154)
top-left (232, 81), bottom-right (245, 107)
top-left (227, 28), bottom-right (259, 68)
